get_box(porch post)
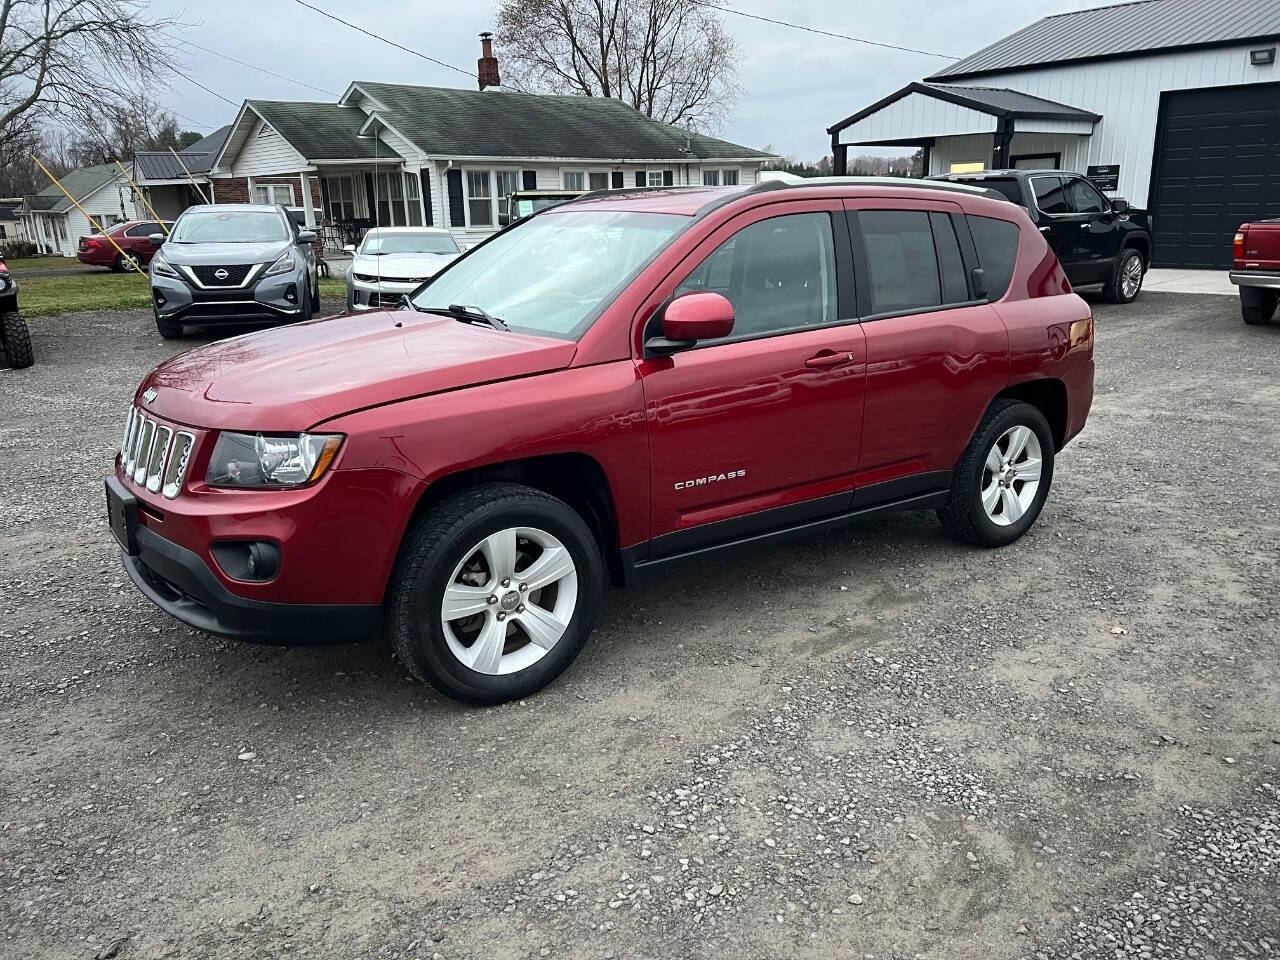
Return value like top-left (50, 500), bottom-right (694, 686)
top-left (832, 132), bottom-right (848, 177)
top-left (414, 166), bottom-right (427, 225)
top-left (991, 117), bottom-right (1015, 171)
top-left (246, 176), bottom-right (256, 203)
top-left (300, 171), bottom-right (316, 227)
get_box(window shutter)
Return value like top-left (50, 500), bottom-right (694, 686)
top-left (446, 169), bottom-right (465, 227)
top-left (419, 170), bottom-right (433, 226)
top-left (662, 170), bottom-right (674, 186)
top-left (363, 173), bottom-right (376, 220)
top-left (635, 171), bottom-right (646, 187)
top-left (521, 170), bottom-right (537, 190)
top-left (611, 171), bottom-right (623, 189)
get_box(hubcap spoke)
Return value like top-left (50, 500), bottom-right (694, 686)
top-left (1000, 486), bottom-right (1025, 523)
top-left (985, 446), bottom-right (1004, 473)
top-left (480, 528), bottom-right (518, 583)
top-left (519, 545), bottom-right (575, 592)
top-left (1013, 456), bottom-right (1042, 483)
top-left (441, 583), bottom-right (492, 621)
top-left (467, 616), bottom-right (507, 674)
top-left (1004, 426), bottom-right (1031, 461)
top-left (981, 479), bottom-right (1001, 514)
top-left (517, 603), bottom-right (569, 650)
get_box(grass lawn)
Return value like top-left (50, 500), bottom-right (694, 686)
top-left (4, 256), bottom-right (91, 274)
top-left (19, 269), bottom-right (349, 317)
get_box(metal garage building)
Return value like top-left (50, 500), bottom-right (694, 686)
top-left (828, 0), bottom-right (1280, 268)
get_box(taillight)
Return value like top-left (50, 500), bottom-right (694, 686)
top-left (1234, 228), bottom-right (1246, 260)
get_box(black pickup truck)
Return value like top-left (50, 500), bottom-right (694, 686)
top-left (931, 169), bottom-right (1153, 304)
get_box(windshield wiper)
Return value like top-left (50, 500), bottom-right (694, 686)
top-left (409, 303), bottom-right (509, 332)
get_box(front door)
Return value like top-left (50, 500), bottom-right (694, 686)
top-left (1064, 176), bottom-right (1121, 283)
top-left (1029, 174), bottom-right (1091, 285)
top-left (637, 202), bottom-right (866, 557)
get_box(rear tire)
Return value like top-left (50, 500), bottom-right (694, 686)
top-left (385, 482), bottom-right (604, 705)
top-left (154, 306), bottom-right (182, 340)
top-left (0, 309), bottom-right (34, 369)
top-left (1103, 247), bottom-right (1145, 303)
top-left (113, 251), bottom-right (141, 273)
top-left (1240, 287), bottom-right (1277, 326)
top-left (938, 399), bottom-right (1055, 547)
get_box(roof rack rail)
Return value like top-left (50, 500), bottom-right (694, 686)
top-left (743, 175), bottom-right (999, 197)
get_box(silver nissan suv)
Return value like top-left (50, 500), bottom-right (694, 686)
top-left (147, 204), bottom-right (320, 340)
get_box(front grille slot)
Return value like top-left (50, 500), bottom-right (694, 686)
top-left (133, 419), bottom-right (155, 485)
top-left (145, 425), bottom-right (172, 493)
top-left (119, 406), bottom-right (196, 500)
top-left (190, 264), bottom-right (253, 287)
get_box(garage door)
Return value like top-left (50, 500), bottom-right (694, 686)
top-left (1150, 82), bottom-right (1280, 268)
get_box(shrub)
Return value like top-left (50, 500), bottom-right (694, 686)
top-left (2, 239), bottom-right (38, 259)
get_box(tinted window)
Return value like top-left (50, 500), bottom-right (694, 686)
top-left (676, 213), bottom-right (837, 339)
top-left (1065, 177), bottom-right (1106, 214)
top-left (1031, 177), bottom-right (1069, 215)
top-left (967, 215), bottom-right (1019, 300)
top-left (124, 222), bottom-right (157, 237)
top-left (929, 213), bottom-right (970, 304)
top-left (859, 210), bottom-right (941, 313)
top-left (975, 178), bottom-right (1023, 204)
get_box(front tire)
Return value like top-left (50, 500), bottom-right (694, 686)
top-left (154, 306), bottom-right (182, 340)
top-left (1240, 287), bottom-right (1277, 326)
top-left (386, 483), bottom-right (604, 704)
top-left (938, 399), bottom-right (1055, 547)
top-left (113, 252), bottom-right (141, 273)
top-left (0, 309), bottom-right (34, 369)
top-left (1103, 247), bottom-right (1145, 303)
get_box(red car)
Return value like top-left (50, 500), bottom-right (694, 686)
top-left (1231, 219), bottom-right (1280, 325)
top-left (106, 179), bottom-right (1094, 703)
top-left (77, 219), bottom-right (173, 272)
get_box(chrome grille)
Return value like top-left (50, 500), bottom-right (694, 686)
top-left (119, 406), bottom-right (195, 500)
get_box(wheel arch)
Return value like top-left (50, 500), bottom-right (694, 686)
top-left (1122, 232), bottom-right (1151, 264)
top-left (401, 452), bottom-right (625, 587)
top-left (993, 378), bottom-right (1068, 451)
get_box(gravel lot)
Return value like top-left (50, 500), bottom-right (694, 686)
top-left (2, 293), bottom-right (1278, 960)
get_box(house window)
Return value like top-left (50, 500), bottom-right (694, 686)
top-left (324, 175), bottom-right (357, 221)
top-left (253, 182), bottom-right (295, 205)
top-left (588, 171), bottom-right (609, 191)
top-left (404, 171), bottom-right (422, 226)
top-left (495, 170), bottom-right (519, 222)
top-left (562, 170), bottom-right (586, 191)
top-left (721, 168), bottom-right (739, 186)
top-left (467, 170), bottom-right (493, 227)
top-left (702, 168), bottom-right (738, 186)
top-left (647, 170), bottom-right (665, 187)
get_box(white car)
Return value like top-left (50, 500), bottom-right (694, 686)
top-left (345, 227), bottom-right (462, 311)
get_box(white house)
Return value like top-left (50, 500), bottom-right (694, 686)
top-left (205, 36), bottom-right (775, 250)
top-left (829, 0), bottom-right (1280, 268)
top-left (22, 164), bottom-right (139, 256)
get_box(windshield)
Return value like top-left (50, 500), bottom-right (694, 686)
top-left (411, 210), bottom-right (684, 339)
top-left (361, 232), bottom-right (460, 255)
top-left (171, 210), bottom-right (289, 243)
top-left (514, 196), bottom-right (575, 219)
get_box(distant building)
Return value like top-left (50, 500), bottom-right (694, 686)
top-left (131, 126), bottom-right (233, 220)
top-left (21, 165), bottom-right (139, 257)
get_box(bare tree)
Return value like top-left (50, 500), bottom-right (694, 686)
top-left (494, 0), bottom-right (740, 130)
top-left (0, 0), bottom-right (179, 160)
top-left (64, 96), bottom-right (189, 165)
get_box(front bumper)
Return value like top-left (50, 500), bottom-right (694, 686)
top-left (1229, 271), bottom-right (1280, 289)
top-left (347, 274), bottom-right (423, 310)
top-left (152, 267), bottom-right (305, 324)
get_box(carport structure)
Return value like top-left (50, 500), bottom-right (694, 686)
top-left (828, 82), bottom-right (1101, 178)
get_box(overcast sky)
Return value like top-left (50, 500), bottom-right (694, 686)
top-left (149, 0), bottom-right (1105, 159)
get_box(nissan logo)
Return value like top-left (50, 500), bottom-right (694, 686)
top-left (214, 268), bottom-right (229, 280)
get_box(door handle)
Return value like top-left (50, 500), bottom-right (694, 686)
top-left (1080, 222), bottom-right (1092, 229)
top-left (805, 351), bottom-right (855, 370)
top-left (1039, 226), bottom-right (1052, 233)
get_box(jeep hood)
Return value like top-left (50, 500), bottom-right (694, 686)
top-left (139, 310), bottom-right (578, 431)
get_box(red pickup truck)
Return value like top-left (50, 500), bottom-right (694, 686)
top-left (1231, 220), bottom-right (1280, 325)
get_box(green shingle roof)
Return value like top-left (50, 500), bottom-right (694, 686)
top-left (27, 163), bottom-right (122, 213)
top-left (354, 82), bottom-right (772, 161)
top-left (247, 101), bottom-right (385, 160)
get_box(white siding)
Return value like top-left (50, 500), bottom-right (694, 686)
top-left (41, 178), bottom-right (138, 256)
top-left (838, 92), bottom-right (998, 146)
top-left (947, 42), bottom-right (1275, 203)
top-left (231, 118), bottom-right (308, 177)
top-left (1013, 118), bottom-right (1096, 135)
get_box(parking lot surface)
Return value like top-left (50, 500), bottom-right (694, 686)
top-left (2, 294), bottom-right (1278, 960)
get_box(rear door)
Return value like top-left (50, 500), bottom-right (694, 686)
top-left (1028, 175), bottom-right (1089, 284)
top-left (124, 222), bottom-right (159, 258)
top-left (844, 200), bottom-right (1010, 502)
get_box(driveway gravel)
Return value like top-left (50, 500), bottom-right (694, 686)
top-left (1, 293), bottom-right (1277, 959)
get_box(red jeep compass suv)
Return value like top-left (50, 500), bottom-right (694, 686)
top-left (107, 179), bottom-right (1094, 703)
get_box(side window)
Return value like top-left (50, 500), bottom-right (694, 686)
top-left (125, 222), bottom-right (157, 237)
top-left (930, 212), bottom-right (970, 304)
top-left (1065, 177), bottom-right (1107, 214)
top-left (674, 212), bottom-right (837, 340)
top-left (858, 210), bottom-right (941, 313)
top-left (1031, 176), bottom-right (1069, 215)
top-left (967, 215), bottom-right (1020, 300)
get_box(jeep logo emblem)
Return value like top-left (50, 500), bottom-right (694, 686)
top-left (141, 387), bottom-right (158, 404)
top-left (214, 268), bottom-right (229, 280)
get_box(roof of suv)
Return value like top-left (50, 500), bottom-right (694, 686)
top-left (562, 176), bottom-right (1007, 217)
top-left (932, 169), bottom-right (1077, 181)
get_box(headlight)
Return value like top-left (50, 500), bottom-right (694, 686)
top-left (205, 431), bottom-right (343, 488)
top-left (151, 255), bottom-right (179, 279)
top-left (263, 250), bottom-right (296, 278)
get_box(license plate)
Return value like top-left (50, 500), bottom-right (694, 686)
top-left (105, 477), bottom-right (139, 555)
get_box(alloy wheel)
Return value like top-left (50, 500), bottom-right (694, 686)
top-left (439, 526), bottom-right (578, 675)
top-left (980, 425), bottom-right (1043, 527)
top-left (1120, 253), bottom-right (1143, 299)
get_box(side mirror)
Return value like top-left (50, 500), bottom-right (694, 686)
top-left (646, 291), bottom-right (735, 356)
top-left (297, 230), bottom-right (317, 244)
top-left (343, 243), bottom-right (356, 253)
top-left (148, 233), bottom-right (165, 247)
top-left (1110, 197), bottom-right (1130, 214)
top-left (970, 267), bottom-right (988, 301)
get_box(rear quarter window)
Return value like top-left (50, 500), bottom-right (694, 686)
top-left (966, 215), bottom-right (1019, 300)
top-left (975, 178), bottom-right (1023, 204)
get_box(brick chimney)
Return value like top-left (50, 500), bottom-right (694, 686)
top-left (478, 32), bottom-right (500, 90)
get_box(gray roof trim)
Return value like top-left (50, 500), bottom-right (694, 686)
top-left (827, 81), bottom-right (1100, 135)
top-left (928, 0), bottom-right (1280, 81)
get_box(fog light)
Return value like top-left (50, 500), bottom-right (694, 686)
top-left (284, 284), bottom-right (298, 304)
top-left (211, 540), bottom-right (280, 582)
top-left (153, 290), bottom-right (166, 307)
